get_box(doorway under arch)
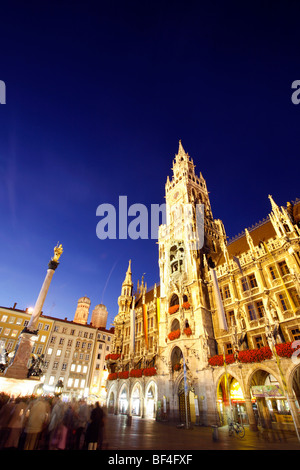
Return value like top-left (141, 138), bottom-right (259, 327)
top-left (131, 383), bottom-right (142, 416)
top-left (250, 368), bottom-right (287, 429)
top-left (119, 385), bottom-right (129, 415)
top-left (145, 381), bottom-right (157, 419)
top-left (108, 390), bottom-right (115, 414)
top-left (217, 374), bottom-right (247, 425)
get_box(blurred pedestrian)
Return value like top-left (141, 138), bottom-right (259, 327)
top-left (0, 397), bottom-right (15, 449)
top-left (48, 397), bottom-right (65, 450)
top-left (23, 397), bottom-right (50, 450)
top-left (62, 400), bottom-right (76, 449)
top-left (74, 399), bottom-right (90, 450)
top-left (85, 402), bottom-right (104, 450)
top-left (4, 397), bottom-right (27, 449)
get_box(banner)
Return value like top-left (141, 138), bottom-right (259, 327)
top-left (183, 356), bottom-right (188, 395)
top-left (130, 297), bottom-right (136, 354)
top-left (210, 267), bottom-right (228, 331)
top-left (143, 303), bottom-right (148, 349)
top-left (156, 297), bottom-right (160, 332)
top-left (251, 385), bottom-right (284, 398)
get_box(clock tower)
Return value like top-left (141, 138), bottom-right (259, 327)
top-left (158, 141), bottom-right (225, 366)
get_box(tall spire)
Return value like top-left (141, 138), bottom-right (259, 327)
top-left (123, 259), bottom-right (133, 286)
top-left (178, 139), bottom-right (186, 156)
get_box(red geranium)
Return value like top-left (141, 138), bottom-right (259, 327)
top-left (130, 369), bottom-right (143, 378)
top-left (182, 302), bottom-right (191, 310)
top-left (168, 329), bottom-right (181, 341)
top-left (169, 305), bottom-right (179, 314)
top-left (143, 367), bottom-right (157, 376)
top-left (275, 341), bottom-right (300, 358)
top-left (238, 346), bottom-right (272, 363)
top-left (107, 373), bottom-right (118, 380)
top-left (118, 371), bottom-right (129, 379)
top-left (184, 327), bottom-right (192, 336)
top-left (105, 353), bottom-right (121, 361)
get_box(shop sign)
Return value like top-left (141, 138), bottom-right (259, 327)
top-left (251, 385), bottom-right (284, 398)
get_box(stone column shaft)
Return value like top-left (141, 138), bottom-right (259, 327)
top-left (28, 267), bottom-right (55, 330)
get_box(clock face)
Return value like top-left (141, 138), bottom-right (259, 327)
top-left (173, 191), bottom-right (180, 200)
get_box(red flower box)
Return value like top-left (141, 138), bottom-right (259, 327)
top-left (182, 302), bottom-right (191, 310)
top-left (107, 373), bottom-right (118, 380)
top-left (130, 369), bottom-right (143, 378)
top-left (105, 353), bottom-right (121, 361)
top-left (184, 327), bottom-right (192, 336)
top-left (118, 371), bottom-right (129, 379)
top-left (168, 329), bottom-right (181, 341)
top-left (169, 305), bottom-right (179, 314)
top-left (238, 346), bottom-right (272, 363)
top-left (275, 341), bottom-right (300, 358)
top-left (143, 367), bottom-right (157, 376)
top-left (208, 354), bottom-right (235, 366)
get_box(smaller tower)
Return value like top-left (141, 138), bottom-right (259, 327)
top-left (91, 304), bottom-right (108, 329)
top-left (74, 296), bottom-right (91, 325)
top-left (118, 260), bottom-right (133, 314)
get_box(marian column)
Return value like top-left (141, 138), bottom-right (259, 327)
top-left (4, 243), bottom-right (63, 380)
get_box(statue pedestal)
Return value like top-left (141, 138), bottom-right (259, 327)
top-left (4, 331), bottom-right (38, 380)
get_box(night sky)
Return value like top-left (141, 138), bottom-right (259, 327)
top-left (0, 1), bottom-right (300, 328)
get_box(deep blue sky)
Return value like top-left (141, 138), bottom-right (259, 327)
top-left (0, 1), bottom-right (300, 328)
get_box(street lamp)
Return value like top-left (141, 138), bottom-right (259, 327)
top-left (55, 380), bottom-right (63, 396)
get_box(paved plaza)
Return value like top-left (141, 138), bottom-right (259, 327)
top-left (101, 414), bottom-right (300, 451)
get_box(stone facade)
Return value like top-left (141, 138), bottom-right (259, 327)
top-left (106, 142), bottom-right (300, 431)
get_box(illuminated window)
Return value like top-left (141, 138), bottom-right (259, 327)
top-left (227, 310), bottom-right (236, 327)
top-left (254, 335), bottom-right (264, 349)
top-left (241, 278), bottom-right (249, 292)
top-left (278, 293), bottom-right (289, 311)
top-left (248, 274), bottom-right (258, 288)
top-left (255, 300), bottom-right (265, 318)
top-left (278, 260), bottom-right (289, 276)
top-left (247, 304), bottom-right (256, 321)
top-left (290, 328), bottom-right (300, 341)
top-left (269, 265), bottom-right (277, 280)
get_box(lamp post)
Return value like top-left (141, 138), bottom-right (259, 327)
top-left (55, 380), bottom-right (64, 397)
top-left (5, 243), bottom-right (63, 380)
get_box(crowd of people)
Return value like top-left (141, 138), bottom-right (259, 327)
top-left (0, 393), bottom-right (105, 450)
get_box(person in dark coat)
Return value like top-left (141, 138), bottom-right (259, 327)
top-left (85, 402), bottom-right (104, 450)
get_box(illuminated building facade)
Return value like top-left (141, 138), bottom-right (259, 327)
top-left (106, 142), bottom-right (300, 432)
top-left (0, 300), bottom-right (114, 402)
